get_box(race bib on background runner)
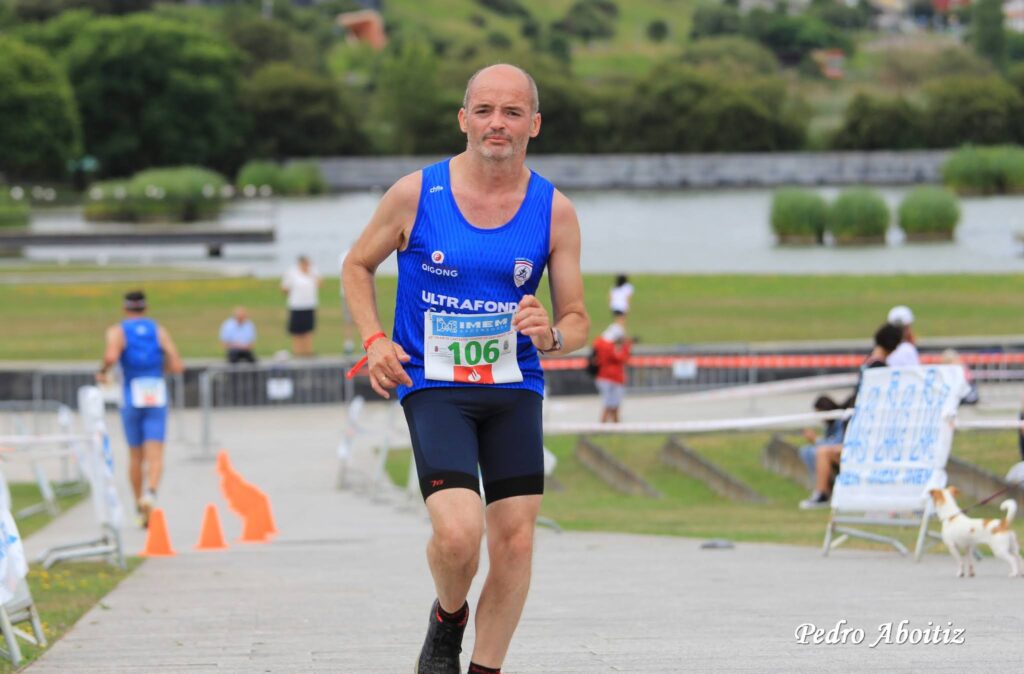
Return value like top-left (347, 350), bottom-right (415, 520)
top-left (129, 377), bottom-right (167, 408)
top-left (424, 312), bottom-right (522, 384)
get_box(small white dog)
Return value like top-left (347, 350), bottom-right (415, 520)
top-left (929, 487), bottom-right (1022, 578)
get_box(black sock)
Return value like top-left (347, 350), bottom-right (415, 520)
top-left (468, 663), bottom-right (500, 674)
top-left (437, 601), bottom-right (468, 625)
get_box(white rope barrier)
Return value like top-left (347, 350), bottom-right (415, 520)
top-left (546, 412), bottom-right (1023, 436)
top-left (0, 435), bottom-right (84, 447)
top-left (546, 409), bottom-right (853, 436)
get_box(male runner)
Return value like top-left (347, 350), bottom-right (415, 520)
top-left (97, 290), bottom-right (183, 527)
top-left (343, 64), bottom-right (588, 674)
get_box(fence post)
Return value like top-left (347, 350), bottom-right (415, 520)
top-left (199, 370), bottom-right (213, 459)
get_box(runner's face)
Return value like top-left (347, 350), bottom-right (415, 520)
top-left (460, 69), bottom-right (540, 161)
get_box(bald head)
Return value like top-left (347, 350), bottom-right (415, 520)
top-left (463, 64), bottom-right (539, 115)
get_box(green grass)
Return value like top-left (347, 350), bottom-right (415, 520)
top-left (9, 483), bottom-right (87, 539)
top-left (384, 0), bottom-right (692, 83)
top-left (0, 559), bottom-right (143, 673)
top-left (0, 483), bottom-right (140, 672)
top-left (384, 429), bottom-right (1023, 548)
top-left (7, 273), bottom-right (1024, 360)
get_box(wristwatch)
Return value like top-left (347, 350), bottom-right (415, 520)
top-left (540, 326), bottom-right (562, 354)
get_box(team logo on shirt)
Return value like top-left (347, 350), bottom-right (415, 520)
top-left (423, 250), bottom-right (458, 277)
top-left (513, 258), bottom-right (533, 288)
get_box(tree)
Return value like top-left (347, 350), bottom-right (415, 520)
top-left (62, 14), bottom-right (246, 176)
top-left (971, 0), bottom-right (1006, 69)
top-left (690, 3), bottom-right (741, 39)
top-left (241, 63), bottom-right (364, 158)
top-left (374, 41), bottom-right (464, 154)
top-left (742, 10), bottom-right (853, 65)
top-left (554, 0), bottom-right (618, 43)
top-left (682, 36), bottom-right (780, 77)
top-left (647, 19), bottom-right (669, 43)
top-left (924, 76), bottom-right (1024, 146)
top-left (831, 94), bottom-right (925, 150)
top-left (221, 12), bottom-right (320, 75)
top-left (621, 63), bottom-right (806, 152)
top-left (0, 37), bottom-right (81, 180)
top-left (12, 0), bottom-right (155, 22)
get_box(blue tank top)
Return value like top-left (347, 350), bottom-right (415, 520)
top-left (120, 318), bottom-right (164, 404)
top-left (393, 158), bottom-right (554, 401)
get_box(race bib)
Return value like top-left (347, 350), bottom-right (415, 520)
top-left (129, 377), bottom-right (167, 408)
top-left (424, 312), bottom-right (522, 384)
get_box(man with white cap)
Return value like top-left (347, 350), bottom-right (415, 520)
top-left (886, 305), bottom-right (920, 367)
top-left (593, 323), bottom-right (631, 423)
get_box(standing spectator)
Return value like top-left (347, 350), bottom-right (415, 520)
top-left (219, 306), bottom-right (257, 364)
top-left (281, 255), bottom-right (322, 357)
top-left (593, 323), bottom-right (631, 423)
top-left (886, 304), bottom-right (920, 367)
top-left (609, 274), bottom-right (633, 327)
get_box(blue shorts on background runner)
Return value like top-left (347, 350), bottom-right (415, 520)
top-left (402, 387), bottom-right (544, 503)
top-left (120, 406), bottom-right (167, 447)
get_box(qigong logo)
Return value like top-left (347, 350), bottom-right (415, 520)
top-left (423, 250), bottom-right (458, 277)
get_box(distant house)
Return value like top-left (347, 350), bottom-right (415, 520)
top-left (337, 9), bottom-right (388, 50)
top-left (1007, 0), bottom-right (1024, 31)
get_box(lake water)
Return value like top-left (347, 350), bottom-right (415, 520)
top-left (26, 186), bottom-right (1024, 277)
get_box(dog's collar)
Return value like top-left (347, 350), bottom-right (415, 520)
top-left (940, 510), bottom-right (963, 523)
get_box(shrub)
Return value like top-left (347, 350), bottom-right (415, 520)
top-left (647, 19), bottom-right (669, 42)
top-left (280, 162), bottom-right (327, 196)
top-left (84, 166), bottom-right (227, 223)
top-left (236, 160), bottom-right (326, 196)
top-left (681, 36), bottom-right (779, 76)
top-left (236, 161), bottom-right (285, 194)
top-left (770, 189), bottom-right (828, 244)
top-left (0, 189), bottom-right (31, 229)
top-left (831, 94), bottom-right (925, 150)
top-left (941, 146), bottom-right (1024, 195)
top-left (923, 77), bottom-right (1024, 148)
top-left (82, 179), bottom-right (132, 222)
top-left (898, 187), bottom-right (960, 240)
top-left (828, 189), bottom-right (890, 244)
top-left (690, 4), bottom-right (741, 39)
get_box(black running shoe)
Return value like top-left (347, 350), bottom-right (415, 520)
top-left (415, 600), bottom-right (467, 674)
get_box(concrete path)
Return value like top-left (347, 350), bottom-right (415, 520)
top-left (20, 397), bottom-right (1024, 673)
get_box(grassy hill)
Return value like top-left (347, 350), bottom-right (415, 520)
top-left (381, 0), bottom-right (694, 82)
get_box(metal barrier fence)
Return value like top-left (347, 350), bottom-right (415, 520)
top-left (198, 360), bottom-right (357, 455)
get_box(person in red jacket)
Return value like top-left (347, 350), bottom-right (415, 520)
top-left (593, 323), bottom-right (631, 423)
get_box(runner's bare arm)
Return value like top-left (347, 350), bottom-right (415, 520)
top-left (96, 325), bottom-right (124, 383)
top-left (158, 326), bottom-right (184, 374)
top-left (514, 190), bottom-right (589, 354)
top-left (342, 172), bottom-right (421, 398)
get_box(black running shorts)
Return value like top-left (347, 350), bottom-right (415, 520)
top-left (401, 387), bottom-right (545, 504)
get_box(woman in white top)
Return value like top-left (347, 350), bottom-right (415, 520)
top-left (609, 274), bottom-right (633, 327)
top-left (281, 255), bottom-right (322, 357)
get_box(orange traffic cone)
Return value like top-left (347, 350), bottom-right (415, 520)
top-left (139, 508), bottom-right (176, 557)
top-left (256, 489), bottom-right (278, 536)
top-left (195, 503), bottom-right (229, 551)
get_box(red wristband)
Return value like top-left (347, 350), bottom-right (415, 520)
top-left (346, 332), bottom-right (388, 380)
top-left (362, 332), bottom-right (387, 351)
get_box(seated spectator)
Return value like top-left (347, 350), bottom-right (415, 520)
top-left (593, 323), bottom-right (631, 423)
top-left (799, 323), bottom-right (903, 510)
top-left (798, 395), bottom-right (847, 482)
top-left (886, 305), bottom-right (920, 367)
top-left (220, 306), bottom-right (257, 364)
